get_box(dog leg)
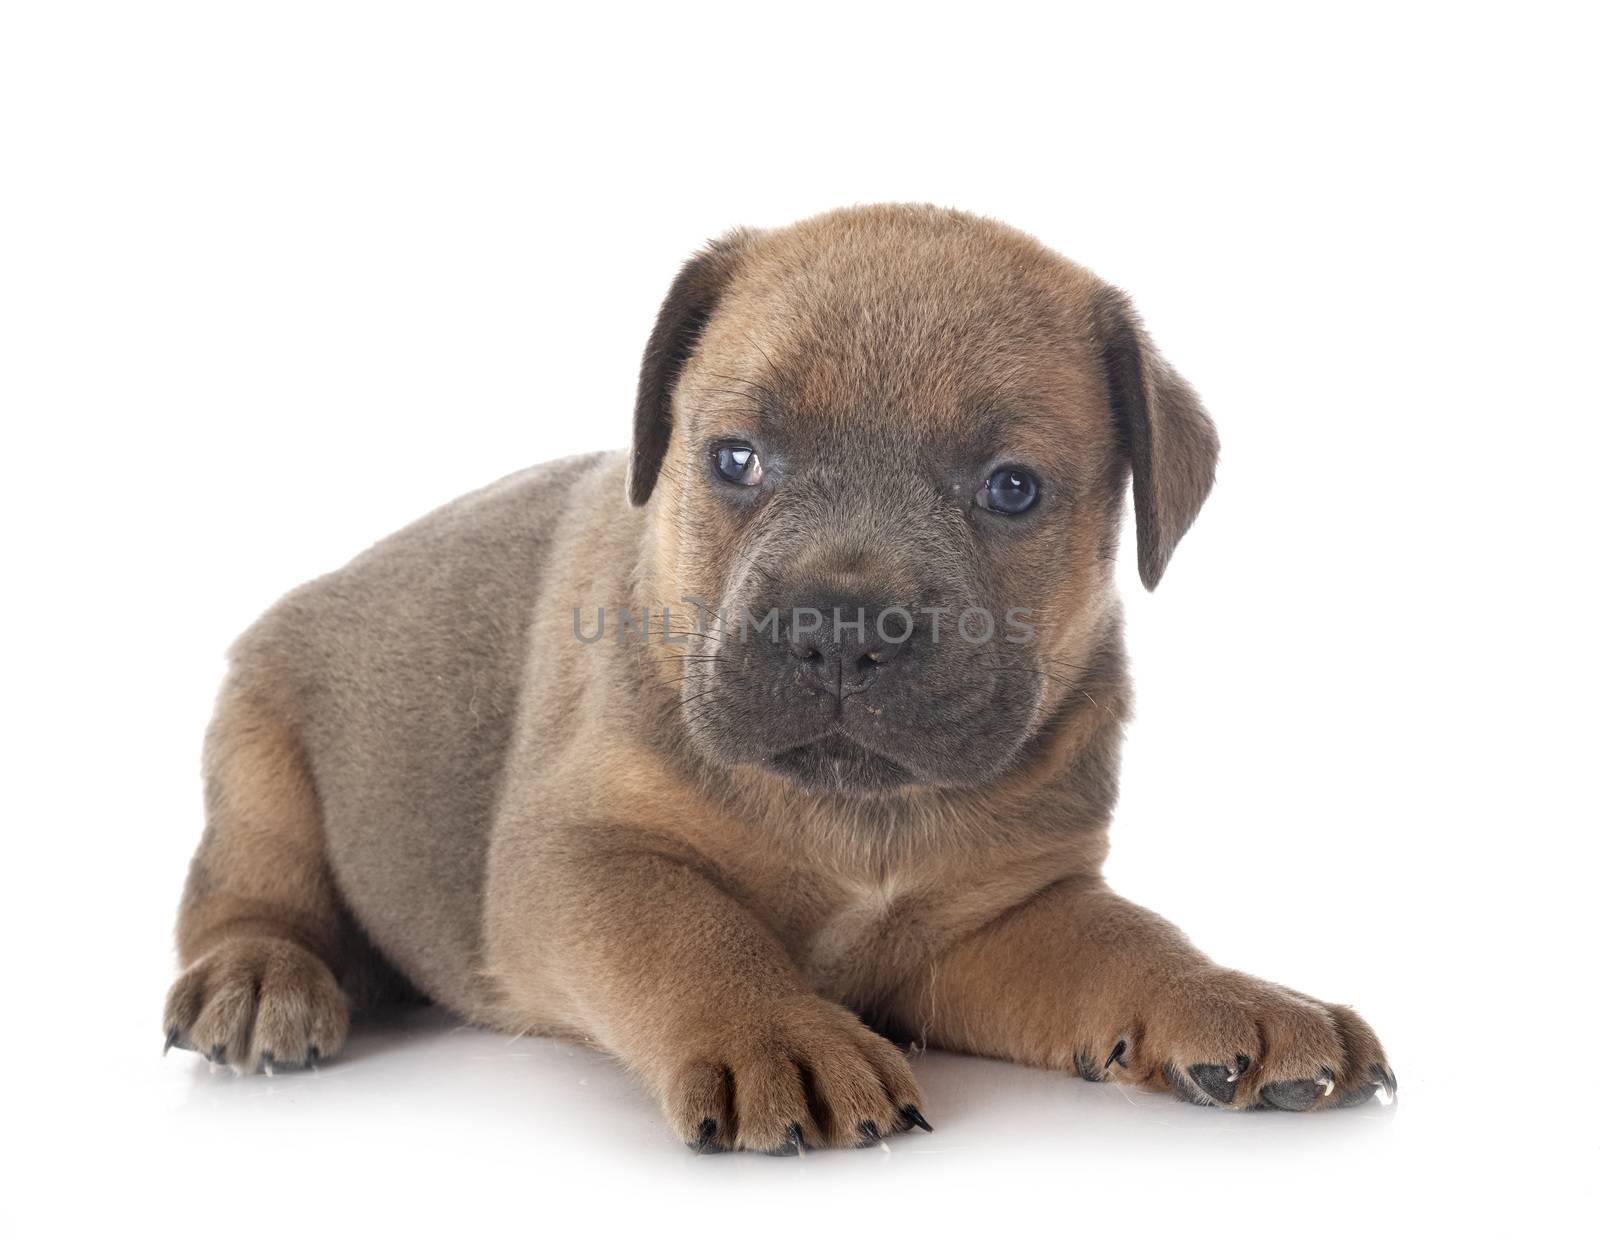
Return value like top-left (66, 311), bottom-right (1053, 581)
top-left (162, 675), bottom-right (349, 1072)
top-left (484, 826), bottom-right (928, 1152)
top-left (888, 876), bottom-right (1392, 1110)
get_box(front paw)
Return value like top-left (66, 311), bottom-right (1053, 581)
top-left (656, 995), bottom-right (930, 1153)
top-left (1074, 971), bottom-right (1394, 1111)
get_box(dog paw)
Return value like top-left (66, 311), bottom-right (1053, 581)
top-left (660, 995), bottom-right (929, 1152)
top-left (162, 936), bottom-right (348, 1072)
top-left (1073, 970), bottom-right (1393, 1111)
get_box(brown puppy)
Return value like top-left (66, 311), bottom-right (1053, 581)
top-left (165, 204), bottom-right (1393, 1149)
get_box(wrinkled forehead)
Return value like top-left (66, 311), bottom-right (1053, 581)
top-left (679, 219), bottom-right (1110, 454)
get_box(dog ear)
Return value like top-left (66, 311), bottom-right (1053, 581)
top-left (1095, 287), bottom-right (1220, 589)
top-left (628, 233), bottom-right (750, 507)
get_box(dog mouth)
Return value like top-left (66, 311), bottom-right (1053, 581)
top-left (766, 734), bottom-right (912, 792)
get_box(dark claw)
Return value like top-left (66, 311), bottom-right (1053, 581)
top-left (1336, 1063), bottom-right (1395, 1108)
top-left (207, 1043), bottom-right (227, 1066)
top-left (1260, 1078), bottom-right (1326, 1112)
top-left (1335, 1080), bottom-right (1380, 1108)
top-left (857, 1120), bottom-right (881, 1148)
top-left (1104, 1038), bottom-right (1129, 1071)
top-left (1163, 1064), bottom-right (1212, 1106)
top-left (1073, 1051), bottom-right (1105, 1083)
top-left (765, 1123), bottom-right (805, 1156)
top-left (306, 1046), bottom-right (322, 1068)
top-left (900, 1105), bottom-right (934, 1133)
top-left (689, 1118), bottom-right (722, 1153)
top-left (1181, 1055), bottom-right (1249, 1106)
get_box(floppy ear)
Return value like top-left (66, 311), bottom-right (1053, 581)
top-left (1095, 287), bottom-right (1220, 590)
top-left (627, 233), bottom-right (750, 507)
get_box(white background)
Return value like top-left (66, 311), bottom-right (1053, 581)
top-left (4, 2), bottom-right (1596, 1235)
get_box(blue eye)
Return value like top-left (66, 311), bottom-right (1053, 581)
top-left (982, 467), bottom-right (1039, 515)
top-left (713, 442), bottom-right (764, 486)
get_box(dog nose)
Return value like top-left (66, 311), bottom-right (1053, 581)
top-left (786, 600), bottom-right (912, 697)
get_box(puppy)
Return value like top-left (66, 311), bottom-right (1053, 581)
top-left (164, 204), bottom-right (1393, 1149)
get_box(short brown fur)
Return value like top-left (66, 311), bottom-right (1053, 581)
top-left (165, 205), bottom-right (1391, 1144)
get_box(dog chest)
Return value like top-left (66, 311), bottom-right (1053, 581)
top-left (796, 877), bottom-right (907, 995)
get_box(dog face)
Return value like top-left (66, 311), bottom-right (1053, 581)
top-left (629, 205), bottom-right (1217, 793)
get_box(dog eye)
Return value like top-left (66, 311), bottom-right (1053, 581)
top-left (712, 442), bottom-right (764, 486)
top-left (980, 467), bottom-right (1039, 515)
